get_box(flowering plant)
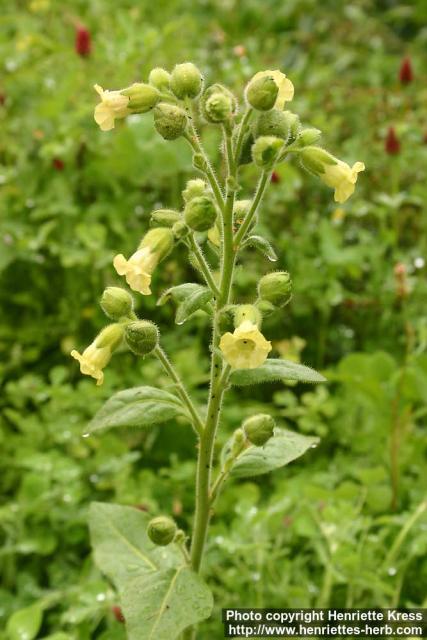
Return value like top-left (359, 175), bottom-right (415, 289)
top-left (72, 63), bottom-right (364, 639)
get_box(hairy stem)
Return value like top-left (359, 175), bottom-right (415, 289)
top-left (184, 100), bottom-right (225, 211)
top-left (187, 233), bottom-right (220, 298)
top-left (234, 170), bottom-right (270, 246)
top-left (154, 345), bottom-right (204, 436)
top-left (190, 124), bottom-right (238, 574)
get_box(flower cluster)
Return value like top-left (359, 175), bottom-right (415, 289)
top-left (71, 63), bottom-right (364, 386)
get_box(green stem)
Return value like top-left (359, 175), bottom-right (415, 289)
top-left (154, 345), bottom-right (204, 436)
top-left (187, 234), bottom-right (220, 298)
top-left (183, 100), bottom-right (225, 211)
top-left (382, 500), bottom-right (427, 570)
top-left (189, 121), bottom-right (238, 574)
top-left (234, 107), bottom-right (253, 167)
top-left (234, 170), bottom-right (270, 247)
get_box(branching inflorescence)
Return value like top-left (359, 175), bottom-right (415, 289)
top-left (71, 63), bottom-right (364, 640)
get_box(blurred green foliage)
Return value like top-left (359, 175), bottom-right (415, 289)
top-left (1, 0), bottom-right (426, 638)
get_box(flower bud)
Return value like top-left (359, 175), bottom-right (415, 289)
top-left (233, 304), bottom-right (262, 329)
top-left (284, 111), bottom-right (301, 144)
top-left (147, 516), bottom-right (177, 546)
top-left (184, 195), bottom-right (217, 232)
top-left (201, 84), bottom-right (236, 123)
top-left (170, 63), bottom-right (203, 99)
top-left (182, 179), bottom-right (208, 203)
top-left (148, 67), bottom-right (171, 91)
top-left (245, 75), bottom-right (278, 111)
top-left (254, 109), bottom-right (291, 141)
top-left (125, 320), bottom-right (159, 356)
top-left (298, 127), bottom-right (321, 147)
top-left (153, 103), bottom-right (187, 140)
top-left (100, 287), bottom-right (134, 320)
top-left (258, 271), bottom-right (292, 308)
top-left (243, 414), bottom-right (275, 446)
top-left (150, 209), bottom-right (182, 228)
top-left (252, 136), bottom-right (284, 168)
top-left (223, 428), bottom-right (247, 471)
top-left (255, 299), bottom-right (276, 316)
top-left (121, 83), bottom-right (160, 113)
top-left (172, 220), bottom-right (190, 240)
top-left (140, 227), bottom-right (174, 258)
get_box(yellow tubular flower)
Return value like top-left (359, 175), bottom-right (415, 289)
top-left (220, 320), bottom-right (272, 369)
top-left (252, 70), bottom-right (294, 109)
top-left (113, 247), bottom-right (158, 295)
top-left (94, 84), bottom-right (130, 131)
top-left (321, 160), bottom-right (365, 203)
top-left (71, 325), bottom-right (123, 385)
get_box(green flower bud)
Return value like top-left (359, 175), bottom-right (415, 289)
top-left (243, 414), bottom-right (275, 446)
top-left (148, 67), bottom-right (171, 91)
top-left (121, 83), bottom-right (160, 113)
top-left (140, 228), bottom-right (174, 262)
top-left (233, 200), bottom-right (252, 234)
top-left (252, 136), bottom-right (284, 168)
top-left (184, 195), bottom-right (217, 232)
top-left (258, 271), bottom-right (292, 307)
top-left (153, 103), bottom-right (187, 140)
top-left (170, 63), bottom-right (203, 99)
top-left (201, 84), bottom-right (236, 123)
top-left (172, 220), bottom-right (190, 240)
top-left (100, 287), bottom-right (134, 320)
top-left (254, 109), bottom-right (291, 141)
top-left (147, 516), bottom-right (177, 546)
top-left (150, 209), bottom-right (182, 228)
top-left (299, 146), bottom-right (337, 176)
top-left (298, 128), bottom-right (322, 147)
top-left (182, 179), bottom-right (208, 203)
top-left (255, 299), bottom-right (276, 317)
top-left (284, 111), bottom-right (301, 144)
top-left (234, 304), bottom-right (262, 328)
top-left (125, 320), bottom-right (159, 356)
top-left (245, 75), bottom-right (278, 111)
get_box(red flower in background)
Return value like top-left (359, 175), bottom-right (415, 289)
top-left (385, 127), bottom-right (400, 155)
top-left (399, 56), bottom-right (413, 85)
top-left (52, 158), bottom-right (65, 171)
top-left (112, 606), bottom-right (125, 623)
top-left (0, 93), bottom-right (5, 106)
top-left (75, 25), bottom-right (91, 57)
top-left (271, 171), bottom-right (280, 184)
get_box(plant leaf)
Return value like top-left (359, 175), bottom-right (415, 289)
top-left (89, 502), bottom-right (181, 591)
top-left (122, 567), bottom-right (213, 640)
top-left (88, 386), bottom-right (186, 433)
top-left (240, 235), bottom-right (278, 262)
top-left (157, 283), bottom-right (213, 324)
top-left (230, 358), bottom-right (326, 386)
top-left (6, 603), bottom-right (43, 640)
top-left (230, 428), bottom-right (319, 478)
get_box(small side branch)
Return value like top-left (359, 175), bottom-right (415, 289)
top-left (154, 345), bottom-right (204, 436)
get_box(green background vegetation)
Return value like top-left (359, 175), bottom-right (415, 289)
top-left (1, 0), bottom-right (427, 638)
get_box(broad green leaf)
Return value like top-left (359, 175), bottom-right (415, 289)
top-left (157, 283), bottom-right (213, 324)
top-left (89, 503), bottom-right (181, 591)
top-left (6, 603), bottom-right (43, 640)
top-left (88, 386), bottom-right (186, 433)
top-left (240, 235), bottom-right (278, 262)
top-left (230, 358), bottom-right (326, 386)
top-left (230, 428), bottom-right (319, 478)
top-left (122, 566), bottom-right (213, 640)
